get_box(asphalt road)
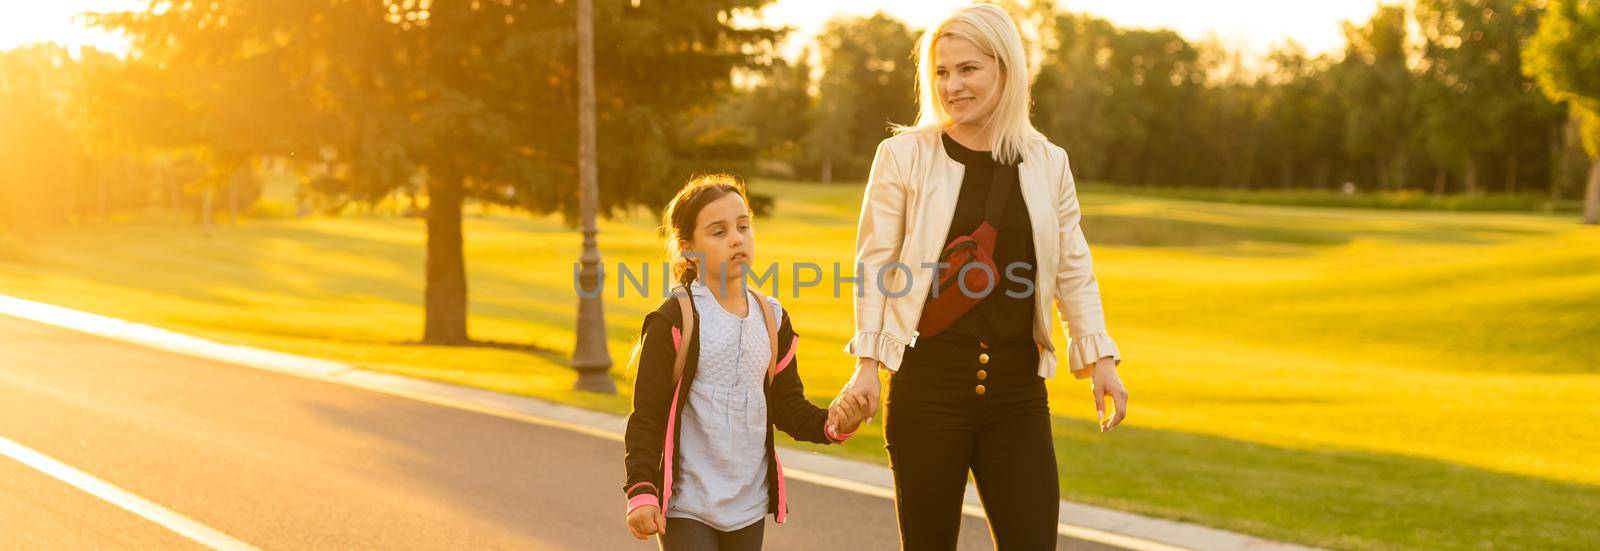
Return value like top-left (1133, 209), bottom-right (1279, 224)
top-left (0, 315), bottom-right (1119, 550)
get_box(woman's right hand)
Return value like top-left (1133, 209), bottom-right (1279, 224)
top-left (626, 504), bottom-right (666, 540)
top-left (836, 357), bottom-right (883, 422)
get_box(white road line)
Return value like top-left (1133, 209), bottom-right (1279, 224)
top-left (780, 468), bottom-right (1187, 550)
top-left (0, 434), bottom-right (260, 551)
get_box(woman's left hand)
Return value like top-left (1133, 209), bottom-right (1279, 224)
top-left (1088, 357), bottom-right (1127, 432)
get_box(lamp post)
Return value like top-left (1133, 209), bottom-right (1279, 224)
top-left (571, 0), bottom-right (615, 393)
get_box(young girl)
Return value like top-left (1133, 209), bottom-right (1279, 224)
top-left (622, 174), bottom-right (869, 550)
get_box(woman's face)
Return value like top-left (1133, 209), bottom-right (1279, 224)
top-left (682, 192), bottom-right (754, 284)
top-left (934, 35), bottom-right (1002, 128)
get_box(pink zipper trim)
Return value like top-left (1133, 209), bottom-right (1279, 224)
top-left (661, 322), bottom-right (690, 514)
top-left (774, 451), bottom-right (789, 523)
top-left (662, 377), bottom-right (683, 513)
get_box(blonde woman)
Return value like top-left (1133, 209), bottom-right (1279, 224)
top-left (831, 4), bottom-right (1127, 549)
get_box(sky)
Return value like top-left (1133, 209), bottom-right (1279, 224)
top-left (0, 1), bottom-right (143, 55)
top-left (2, 1), bottom-right (1381, 61)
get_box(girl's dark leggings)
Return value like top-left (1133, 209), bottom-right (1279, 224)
top-left (884, 337), bottom-right (1060, 550)
top-left (657, 516), bottom-right (764, 551)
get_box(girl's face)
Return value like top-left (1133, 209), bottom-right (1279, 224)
top-left (682, 192), bottom-right (754, 284)
top-left (934, 36), bottom-right (1003, 128)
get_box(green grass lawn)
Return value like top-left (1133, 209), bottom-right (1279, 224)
top-left (2, 180), bottom-right (1598, 550)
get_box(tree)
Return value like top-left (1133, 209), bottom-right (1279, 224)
top-left (1415, 0), bottom-right (1558, 195)
top-left (806, 13), bottom-right (917, 182)
top-left (0, 45), bottom-right (90, 230)
top-left (519, 0), bottom-right (780, 218)
top-left (731, 53), bottom-right (815, 169)
top-left (1341, 5), bottom-right (1416, 190)
top-left (1034, 14), bottom-right (1120, 182)
top-left (95, 1), bottom-right (778, 345)
top-left (1193, 41), bottom-right (1263, 189)
top-left (0, 44), bottom-right (173, 230)
top-left (1256, 42), bottom-right (1345, 190)
top-left (1035, 14), bottom-right (1203, 186)
top-left (1524, 0), bottom-right (1600, 223)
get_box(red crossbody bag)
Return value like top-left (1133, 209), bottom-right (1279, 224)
top-left (916, 166), bottom-right (1014, 338)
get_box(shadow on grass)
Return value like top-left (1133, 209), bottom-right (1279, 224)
top-left (1049, 417), bottom-right (1600, 550)
top-left (1081, 211), bottom-right (1561, 250)
top-left (395, 338), bottom-right (560, 356)
top-left (1083, 213), bottom-right (1350, 248)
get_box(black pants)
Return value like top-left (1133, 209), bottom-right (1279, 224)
top-left (884, 337), bottom-right (1059, 550)
top-left (657, 517), bottom-right (765, 551)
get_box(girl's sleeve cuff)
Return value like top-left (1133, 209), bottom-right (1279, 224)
top-left (626, 493), bottom-right (660, 514)
top-left (825, 423), bottom-right (857, 444)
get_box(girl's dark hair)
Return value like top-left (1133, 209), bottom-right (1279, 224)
top-left (663, 173), bottom-right (748, 287)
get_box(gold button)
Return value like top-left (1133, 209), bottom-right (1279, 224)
top-left (977, 370), bottom-right (988, 380)
top-left (979, 341), bottom-right (989, 349)
top-left (975, 384), bottom-right (987, 395)
top-left (978, 353), bottom-right (989, 364)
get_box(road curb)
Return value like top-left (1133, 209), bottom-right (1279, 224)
top-left (0, 294), bottom-right (1317, 551)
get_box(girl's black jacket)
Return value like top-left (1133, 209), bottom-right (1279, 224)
top-left (621, 291), bottom-right (849, 524)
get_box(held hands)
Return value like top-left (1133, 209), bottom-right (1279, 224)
top-left (836, 357), bottom-right (883, 422)
top-left (827, 392), bottom-right (870, 435)
top-left (625, 504), bottom-right (667, 540)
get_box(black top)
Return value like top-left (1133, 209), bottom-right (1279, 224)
top-left (930, 132), bottom-right (1037, 344)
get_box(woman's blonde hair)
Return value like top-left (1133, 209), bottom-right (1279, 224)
top-left (895, 3), bottom-right (1043, 164)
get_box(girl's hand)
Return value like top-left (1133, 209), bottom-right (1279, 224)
top-left (1089, 357), bottom-right (1128, 432)
top-left (837, 358), bottom-right (883, 422)
top-left (625, 504), bottom-right (666, 540)
top-left (828, 393), bottom-right (870, 434)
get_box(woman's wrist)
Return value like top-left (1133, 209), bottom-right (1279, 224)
top-left (1076, 356), bottom-right (1118, 381)
top-left (855, 356), bottom-right (880, 375)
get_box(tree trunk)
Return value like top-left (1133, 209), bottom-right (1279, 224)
top-left (1394, 151), bottom-right (1409, 192)
top-left (1433, 169), bottom-right (1447, 196)
top-left (1463, 158), bottom-right (1478, 195)
top-left (201, 187), bottom-right (215, 228)
top-left (1135, 134), bottom-right (1153, 186)
top-left (1584, 158), bottom-right (1599, 225)
top-left (97, 160), bottom-right (110, 222)
top-left (820, 157), bottom-right (832, 184)
top-left (1506, 153), bottom-right (1518, 195)
top-left (423, 173), bottom-right (470, 344)
top-left (1240, 141), bottom-right (1258, 189)
top-left (227, 169), bottom-right (239, 225)
top-left (1376, 155), bottom-right (1389, 191)
top-left (1549, 125), bottom-right (1563, 203)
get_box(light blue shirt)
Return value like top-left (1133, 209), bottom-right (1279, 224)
top-left (667, 279), bottom-right (781, 531)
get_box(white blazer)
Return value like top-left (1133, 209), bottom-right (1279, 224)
top-left (845, 129), bottom-right (1121, 379)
